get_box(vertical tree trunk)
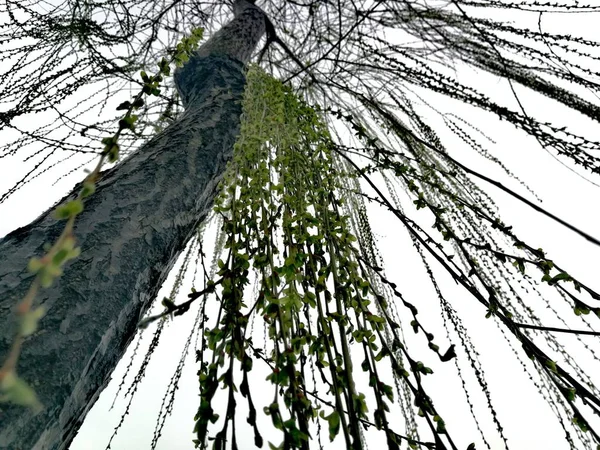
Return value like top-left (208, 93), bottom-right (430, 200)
top-left (0, 2), bottom-right (265, 449)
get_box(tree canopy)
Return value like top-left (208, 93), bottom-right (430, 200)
top-left (1, 1), bottom-right (600, 449)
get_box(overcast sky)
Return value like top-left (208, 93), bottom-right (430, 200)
top-left (2, 2), bottom-right (600, 450)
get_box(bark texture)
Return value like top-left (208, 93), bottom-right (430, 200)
top-left (0, 1), bottom-right (266, 448)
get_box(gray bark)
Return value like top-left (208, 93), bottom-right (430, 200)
top-left (0, 2), bottom-right (265, 449)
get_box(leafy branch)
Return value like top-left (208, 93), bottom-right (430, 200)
top-left (0, 28), bottom-right (204, 410)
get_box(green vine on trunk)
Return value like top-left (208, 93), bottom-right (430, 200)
top-left (0, 28), bottom-right (203, 411)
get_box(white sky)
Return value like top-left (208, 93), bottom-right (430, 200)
top-left (1, 2), bottom-right (600, 450)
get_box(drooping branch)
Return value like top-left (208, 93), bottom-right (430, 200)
top-left (0, 2), bottom-right (266, 448)
top-left (1, 1), bottom-right (600, 449)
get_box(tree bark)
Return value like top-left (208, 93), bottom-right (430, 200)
top-left (0, 2), bottom-right (265, 449)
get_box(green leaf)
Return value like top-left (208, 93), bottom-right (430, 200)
top-left (268, 402), bottom-right (283, 429)
top-left (434, 416), bottom-right (446, 433)
top-left (572, 413), bottom-right (589, 432)
top-left (512, 258), bottom-right (525, 274)
top-left (374, 347), bottom-right (389, 362)
top-left (562, 386), bottom-right (576, 401)
top-left (27, 257), bottom-right (44, 274)
top-left (410, 320), bottom-right (419, 333)
top-left (415, 361), bottom-right (433, 375)
top-left (413, 196), bottom-right (426, 210)
top-left (107, 143), bottom-right (120, 162)
top-left (132, 97), bottom-right (145, 108)
top-left (361, 358), bottom-right (369, 372)
top-left (161, 297), bottom-right (176, 312)
top-left (54, 199), bottom-right (84, 220)
top-left (116, 101), bottom-right (131, 111)
top-left (440, 345), bottom-right (456, 362)
top-left (158, 58), bottom-right (170, 75)
top-left (0, 371), bottom-right (42, 410)
top-left (40, 268), bottom-right (59, 288)
top-left (322, 410), bottom-right (340, 441)
top-left (242, 354), bottom-right (253, 372)
top-left (118, 115), bottom-right (138, 131)
top-left (573, 299), bottom-right (591, 316)
top-left (81, 180), bottom-right (96, 198)
top-left (19, 307), bottom-right (45, 337)
top-left (380, 382), bottom-right (394, 402)
top-left (101, 136), bottom-right (116, 146)
top-left (549, 272), bottom-right (572, 284)
top-left (545, 359), bottom-right (558, 374)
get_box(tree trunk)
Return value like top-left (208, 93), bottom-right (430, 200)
top-left (0, 2), bottom-right (265, 449)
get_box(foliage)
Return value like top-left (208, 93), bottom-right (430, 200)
top-left (189, 65), bottom-right (443, 449)
top-left (1, 1), bottom-right (600, 449)
top-left (0, 25), bottom-right (203, 411)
